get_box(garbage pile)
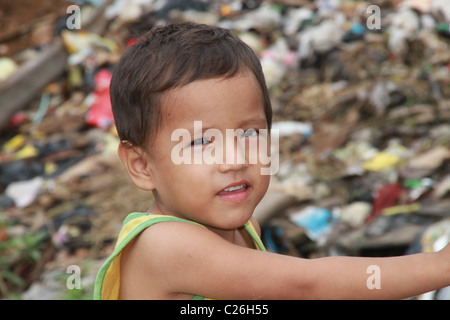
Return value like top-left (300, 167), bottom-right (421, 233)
top-left (0, 0), bottom-right (449, 299)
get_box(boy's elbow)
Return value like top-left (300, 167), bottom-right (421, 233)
top-left (291, 274), bottom-right (322, 300)
top-left (275, 259), bottom-right (322, 300)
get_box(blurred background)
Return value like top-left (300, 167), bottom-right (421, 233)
top-left (0, 0), bottom-right (449, 299)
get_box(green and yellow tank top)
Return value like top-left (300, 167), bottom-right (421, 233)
top-left (93, 212), bottom-right (266, 300)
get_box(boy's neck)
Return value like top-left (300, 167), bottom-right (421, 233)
top-left (147, 202), bottom-right (240, 244)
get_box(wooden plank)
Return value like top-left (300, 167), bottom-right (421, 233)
top-left (0, 39), bottom-right (67, 129)
top-left (0, 0), bottom-right (113, 130)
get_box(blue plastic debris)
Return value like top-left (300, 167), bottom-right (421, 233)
top-left (289, 206), bottom-right (336, 241)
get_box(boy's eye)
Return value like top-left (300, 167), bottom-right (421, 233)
top-left (242, 128), bottom-right (259, 137)
top-left (191, 137), bottom-right (211, 146)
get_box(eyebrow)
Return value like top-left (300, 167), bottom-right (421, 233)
top-left (185, 118), bottom-right (268, 134)
top-left (237, 118), bottom-right (268, 128)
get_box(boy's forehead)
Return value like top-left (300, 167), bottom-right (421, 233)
top-left (159, 73), bottom-right (265, 128)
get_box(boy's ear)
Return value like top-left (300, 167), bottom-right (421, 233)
top-left (118, 143), bottom-right (155, 191)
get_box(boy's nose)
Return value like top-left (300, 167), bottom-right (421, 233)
top-left (217, 136), bottom-right (249, 173)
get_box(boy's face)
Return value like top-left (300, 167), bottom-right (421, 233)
top-left (144, 72), bottom-right (271, 232)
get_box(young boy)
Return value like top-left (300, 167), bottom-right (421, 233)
top-left (94, 22), bottom-right (450, 300)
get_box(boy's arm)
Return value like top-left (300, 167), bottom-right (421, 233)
top-left (300, 249), bottom-right (450, 299)
top-left (128, 221), bottom-right (450, 300)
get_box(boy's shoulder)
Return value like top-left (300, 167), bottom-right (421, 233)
top-left (119, 216), bottom-right (266, 299)
top-left (124, 218), bottom-right (213, 261)
top-left (120, 220), bottom-right (214, 299)
top-left (127, 216), bottom-right (262, 265)
top-left (134, 217), bottom-right (212, 249)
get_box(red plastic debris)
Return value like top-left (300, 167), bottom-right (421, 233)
top-left (367, 183), bottom-right (405, 221)
top-left (85, 69), bottom-right (114, 129)
top-left (8, 112), bottom-right (29, 128)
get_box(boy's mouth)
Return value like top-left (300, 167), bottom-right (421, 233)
top-left (217, 181), bottom-right (251, 202)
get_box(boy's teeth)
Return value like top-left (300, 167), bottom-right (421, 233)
top-left (224, 184), bottom-right (246, 192)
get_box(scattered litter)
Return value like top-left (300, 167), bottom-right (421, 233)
top-left (271, 121), bottom-right (313, 137)
top-left (0, 58), bottom-right (18, 81)
top-left (338, 202), bottom-right (372, 228)
top-left (1, 0), bottom-right (450, 299)
top-left (363, 152), bottom-right (400, 172)
top-left (5, 177), bottom-right (44, 208)
top-left (421, 218), bottom-right (450, 253)
top-left (85, 69), bottom-right (114, 129)
top-left (289, 206), bottom-right (336, 242)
